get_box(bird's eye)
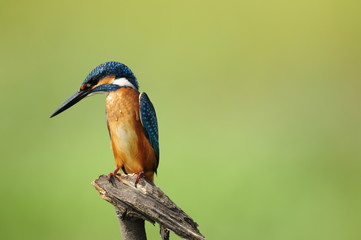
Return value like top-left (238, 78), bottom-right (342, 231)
top-left (80, 83), bottom-right (92, 90)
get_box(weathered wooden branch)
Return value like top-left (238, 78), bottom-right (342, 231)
top-left (114, 206), bottom-right (147, 240)
top-left (92, 174), bottom-right (205, 240)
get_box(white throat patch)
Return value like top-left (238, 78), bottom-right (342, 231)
top-left (112, 77), bottom-right (136, 90)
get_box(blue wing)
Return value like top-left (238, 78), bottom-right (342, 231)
top-left (139, 92), bottom-right (159, 169)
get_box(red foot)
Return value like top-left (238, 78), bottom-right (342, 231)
top-left (108, 167), bottom-right (120, 178)
top-left (135, 171), bottom-right (145, 184)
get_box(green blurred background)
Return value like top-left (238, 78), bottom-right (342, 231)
top-left (1, 0), bottom-right (360, 239)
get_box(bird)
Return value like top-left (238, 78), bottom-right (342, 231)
top-left (50, 61), bottom-right (159, 182)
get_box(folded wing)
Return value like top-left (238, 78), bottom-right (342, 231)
top-left (139, 92), bottom-right (159, 169)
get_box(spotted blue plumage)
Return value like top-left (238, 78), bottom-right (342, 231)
top-left (83, 61), bottom-right (139, 90)
top-left (139, 92), bottom-right (159, 170)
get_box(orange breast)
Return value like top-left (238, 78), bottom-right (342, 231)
top-left (106, 88), bottom-right (157, 181)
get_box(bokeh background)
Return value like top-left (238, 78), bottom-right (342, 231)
top-left (1, 0), bottom-right (360, 239)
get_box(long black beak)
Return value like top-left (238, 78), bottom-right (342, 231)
top-left (50, 90), bottom-right (91, 118)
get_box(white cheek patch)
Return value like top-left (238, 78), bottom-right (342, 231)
top-left (112, 77), bottom-right (136, 90)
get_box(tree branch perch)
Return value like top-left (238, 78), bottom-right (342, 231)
top-left (92, 174), bottom-right (205, 240)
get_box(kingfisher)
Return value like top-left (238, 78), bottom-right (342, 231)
top-left (50, 61), bottom-right (159, 182)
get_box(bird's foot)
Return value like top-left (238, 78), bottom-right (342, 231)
top-left (108, 167), bottom-right (120, 178)
top-left (108, 167), bottom-right (119, 186)
top-left (108, 167), bottom-right (120, 186)
top-left (135, 171), bottom-right (145, 187)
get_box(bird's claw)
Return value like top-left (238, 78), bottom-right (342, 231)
top-left (108, 167), bottom-right (120, 178)
top-left (108, 167), bottom-right (120, 186)
top-left (135, 171), bottom-right (145, 187)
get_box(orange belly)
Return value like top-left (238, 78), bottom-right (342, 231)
top-left (106, 88), bottom-right (157, 182)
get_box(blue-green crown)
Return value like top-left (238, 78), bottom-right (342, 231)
top-left (83, 61), bottom-right (139, 89)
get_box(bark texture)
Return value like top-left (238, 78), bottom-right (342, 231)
top-left (92, 174), bottom-right (205, 240)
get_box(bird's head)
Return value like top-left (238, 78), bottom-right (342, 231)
top-left (50, 61), bottom-right (138, 118)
